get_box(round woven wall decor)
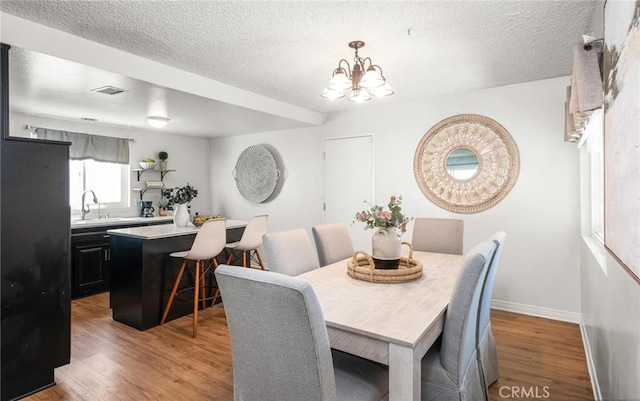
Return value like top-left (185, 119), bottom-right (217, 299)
top-left (233, 145), bottom-right (280, 203)
top-left (413, 114), bottom-right (520, 214)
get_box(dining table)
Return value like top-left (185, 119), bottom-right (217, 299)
top-left (298, 250), bottom-right (465, 401)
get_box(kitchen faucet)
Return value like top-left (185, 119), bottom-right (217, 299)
top-left (81, 190), bottom-right (98, 220)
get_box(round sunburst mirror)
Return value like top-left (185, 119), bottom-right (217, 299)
top-left (413, 114), bottom-right (520, 214)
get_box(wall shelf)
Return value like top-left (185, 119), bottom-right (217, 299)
top-left (132, 168), bottom-right (176, 181)
top-left (132, 168), bottom-right (175, 200)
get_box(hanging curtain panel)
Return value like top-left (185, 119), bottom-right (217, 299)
top-left (36, 128), bottom-right (130, 164)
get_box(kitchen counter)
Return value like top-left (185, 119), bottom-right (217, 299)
top-left (108, 219), bottom-right (247, 330)
top-left (107, 219), bottom-right (247, 239)
top-left (71, 216), bottom-right (174, 230)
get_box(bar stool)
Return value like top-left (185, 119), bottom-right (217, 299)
top-left (160, 218), bottom-right (226, 338)
top-left (225, 214), bottom-right (268, 270)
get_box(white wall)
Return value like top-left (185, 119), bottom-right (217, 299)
top-left (10, 112), bottom-right (213, 217)
top-left (209, 126), bottom-right (324, 232)
top-left (210, 76), bottom-right (582, 317)
top-left (578, 2), bottom-right (640, 399)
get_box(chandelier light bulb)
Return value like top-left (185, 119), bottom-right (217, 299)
top-left (348, 89), bottom-right (371, 103)
top-left (360, 66), bottom-right (385, 89)
top-left (147, 116), bottom-right (170, 128)
top-left (370, 82), bottom-right (394, 97)
top-left (321, 88), bottom-right (345, 99)
top-left (327, 69), bottom-right (352, 91)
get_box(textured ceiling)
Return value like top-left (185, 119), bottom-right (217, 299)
top-left (8, 47), bottom-right (311, 137)
top-left (0, 1), bottom-right (595, 115)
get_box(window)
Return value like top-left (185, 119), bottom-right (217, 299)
top-left (581, 109), bottom-right (604, 244)
top-left (590, 144), bottom-right (604, 242)
top-left (70, 159), bottom-right (130, 210)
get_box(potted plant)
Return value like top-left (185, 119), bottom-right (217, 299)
top-left (158, 198), bottom-right (169, 216)
top-left (163, 184), bottom-right (198, 226)
top-left (354, 195), bottom-right (412, 264)
top-left (158, 151), bottom-right (168, 171)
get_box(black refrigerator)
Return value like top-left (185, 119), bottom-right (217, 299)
top-left (0, 44), bottom-right (72, 400)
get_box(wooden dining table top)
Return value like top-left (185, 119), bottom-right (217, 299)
top-left (298, 251), bottom-right (465, 348)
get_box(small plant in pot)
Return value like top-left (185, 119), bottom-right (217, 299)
top-left (158, 198), bottom-right (169, 216)
top-left (158, 151), bottom-right (168, 171)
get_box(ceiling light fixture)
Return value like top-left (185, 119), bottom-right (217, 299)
top-left (147, 116), bottom-right (170, 128)
top-left (322, 41), bottom-right (394, 102)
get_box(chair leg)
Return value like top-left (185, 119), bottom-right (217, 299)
top-left (212, 259), bottom-right (220, 307)
top-left (254, 249), bottom-right (266, 270)
top-left (226, 250), bottom-right (234, 265)
top-left (199, 261), bottom-right (206, 311)
top-left (193, 260), bottom-right (200, 338)
top-left (242, 251), bottom-right (247, 267)
top-left (160, 259), bottom-right (188, 325)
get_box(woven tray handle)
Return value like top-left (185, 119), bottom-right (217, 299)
top-left (401, 242), bottom-right (414, 268)
top-left (351, 251), bottom-right (375, 282)
top-left (351, 250), bottom-right (374, 266)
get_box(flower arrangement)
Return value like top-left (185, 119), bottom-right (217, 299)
top-left (162, 183), bottom-right (198, 206)
top-left (354, 195), bottom-right (412, 233)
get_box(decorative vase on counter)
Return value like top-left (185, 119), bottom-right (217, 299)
top-left (371, 227), bottom-right (402, 268)
top-left (173, 203), bottom-right (190, 227)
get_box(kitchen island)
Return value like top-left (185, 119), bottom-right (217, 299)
top-left (108, 220), bottom-right (247, 330)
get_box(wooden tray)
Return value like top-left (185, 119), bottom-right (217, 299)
top-left (347, 242), bottom-right (423, 283)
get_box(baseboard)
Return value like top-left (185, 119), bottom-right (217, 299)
top-left (491, 300), bottom-right (581, 323)
top-left (579, 319), bottom-right (602, 401)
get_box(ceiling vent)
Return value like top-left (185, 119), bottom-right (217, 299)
top-left (91, 85), bottom-right (127, 95)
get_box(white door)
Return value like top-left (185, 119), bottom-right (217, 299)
top-left (323, 135), bottom-right (374, 252)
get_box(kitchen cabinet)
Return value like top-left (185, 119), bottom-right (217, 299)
top-left (71, 219), bottom-right (172, 299)
top-left (108, 221), bottom-right (246, 330)
top-left (71, 231), bottom-right (110, 299)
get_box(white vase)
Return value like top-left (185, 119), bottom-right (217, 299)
top-left (173, 203), bottom-right (190, 227)
top-left (371, 227), bottom-right (402, 260)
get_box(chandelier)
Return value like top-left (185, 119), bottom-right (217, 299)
top-left (321, 41), bottom-right (394, 102)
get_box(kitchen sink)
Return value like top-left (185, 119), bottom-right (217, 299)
top-left (72, 217), bottom-right (130, 223)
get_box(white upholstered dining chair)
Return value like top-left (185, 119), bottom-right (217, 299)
top-left (262, 229), bottom-right (319, 276)
top-left (215, 265), bottom-right (389, 401)
top-left (412, 217), bottom-right (464, 255)
top-left (477, 231), bottom-right (507, 389)
top-left (312, 223), bottom-right (354, 267)
top-left (421, 239), bottom-right (497, 401)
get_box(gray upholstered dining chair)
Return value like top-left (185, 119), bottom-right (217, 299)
top-left (215, 265), bottom-right (389, 401)
top-left (312, 223), bottom-right (354, 267)
top-left (421, 239), bottom-right (497, 401)
top-left (225, 214), bottom-right (268, 269)
top-left (477, 232), bottom-right (507, 388)
top-left (262, 229), bottom-right (320, 276)
top-left (412, 217), bottom-right (464, 255)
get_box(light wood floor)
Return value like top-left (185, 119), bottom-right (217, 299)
top-left (27, 293), bottom-right (593, 401)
